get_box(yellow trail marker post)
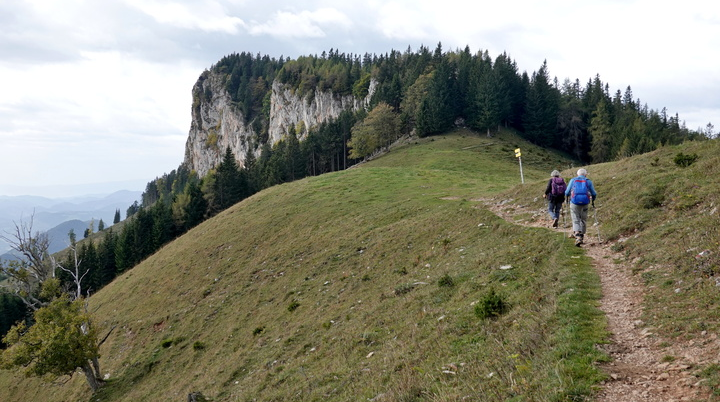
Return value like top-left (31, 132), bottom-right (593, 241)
top-left (514, 148), bottom-right (524, 184)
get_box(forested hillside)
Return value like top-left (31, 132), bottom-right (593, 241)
top-left (4, 45), bottom-right (707, 339)
top-left (206, 44), bottom-right (705, 159)
top-left (0, 45), bottom-right (711, 390)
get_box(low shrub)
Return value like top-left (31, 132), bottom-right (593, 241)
top-left (475, 288), bottom-right (509, 319)
top-left (674, 152), bottom-right (698, 167)
top-left (437, 273), bottom-right (454, 288)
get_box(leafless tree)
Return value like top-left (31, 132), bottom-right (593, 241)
top-left (52, 240), bottom-right (88, 300)
top-left (0, 214), bottom-right (55, 310)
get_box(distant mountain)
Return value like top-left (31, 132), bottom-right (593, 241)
top-left (0, 190), bottom-right (141, 254)
top-left (45, 219), bottom-right (92, 254)
top-left (1, 219), bottom-right (98, 262)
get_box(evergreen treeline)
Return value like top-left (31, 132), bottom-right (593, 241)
top-left (49, 108), bottom-right (362, 299)
top-left (205, 45), bottom-right (705, 160)
top-left (46, 44), bottom-right (710, 311)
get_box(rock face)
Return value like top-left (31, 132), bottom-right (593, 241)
top-left (183, 70), bottom-right (375, 177)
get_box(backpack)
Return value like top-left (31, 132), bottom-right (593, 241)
top-left (570, 178), bottom-right (590, 205)
top-left (550, 177), bottom-right (566, 197)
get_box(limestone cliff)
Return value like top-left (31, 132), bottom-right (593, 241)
top-left (183, 70), bottom-right (375, 177)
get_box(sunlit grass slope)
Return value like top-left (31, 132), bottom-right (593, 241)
top-left (494, 138), bottom-right (720, 395)
top-left (1, 129), bottom-right (607, 401)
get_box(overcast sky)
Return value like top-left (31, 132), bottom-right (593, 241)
top-left (1, 0), bottom-right (718, 197)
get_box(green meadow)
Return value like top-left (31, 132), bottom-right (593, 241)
top-left (2, 129), bottom-right (614, 401)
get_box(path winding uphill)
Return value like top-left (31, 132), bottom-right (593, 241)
top-left (482, 198), bottom-right (713, 402)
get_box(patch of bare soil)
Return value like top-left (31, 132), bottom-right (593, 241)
top-left (479, 197), bottom-right (715, 402)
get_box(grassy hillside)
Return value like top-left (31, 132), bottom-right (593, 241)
top-left (494, 139), bottom-right (720, 336)
top-left (494, 139), bottom-right (720, 395)
top-left (1, 129), bottom-right (608, 401)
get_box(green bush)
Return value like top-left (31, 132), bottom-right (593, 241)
top-left (437, 273), bottom-right (455, 288)
top-left (161, 336), bottom-right (185, 348)
top-left (640, 184), bottom-right (666, 209)
top-left (674, 152), bottom-right (698, 167)
top-left (287, 300), bottom-right (300, 312)
top-left (475, 288), bottom-right (509, 319)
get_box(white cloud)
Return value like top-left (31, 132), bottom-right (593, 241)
top-left (0, 50), bottom-right (197, 188)
top-left (247, 8), bottom-right (352, 38)
top-left (1, 0), bottom-right (720, 197)
top-left (125, 0), bottom-right (246, 34)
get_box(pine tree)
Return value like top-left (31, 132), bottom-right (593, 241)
top-left (589, 99), bottom-right (613, 163)
top-left (151, 202), bottom-right (174, 250)
top-left (242, 147), bottom-right (258, 194)
top-left (493, 52), bottom-right (524, 128)
top-left (285, 128), bottom-right (305, 181)
top-left (96, 230), bottom-right (117, 289)
top-left (558, 79), bottom-right (588, 160)
top-left (213, 147), bottom-right (242, 212)
top-left (468, 55), bottom-right (501, 137)
top-left (79, 241), bottom-right (99, 296)
top-left (184, 181), bottom-right (208, 229)
top-left (416, 58), bottom-right (456, 137)
top-left (126, 201), bottom-right (140, 219)
top-left (113, 209), bottom-right (121, 224)
top-left (523, 61), bottom-right (560, 147)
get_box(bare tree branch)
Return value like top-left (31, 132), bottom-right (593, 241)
top-left (0, 213), bottom-right (54, 310)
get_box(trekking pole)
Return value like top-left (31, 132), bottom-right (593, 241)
top-left (564, 198), bottom-right (571, 239)
top-left (592, 202), bottom-right (602, 243)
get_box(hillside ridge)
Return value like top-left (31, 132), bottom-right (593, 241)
top-left (2, 130), bottom-right (611, 401)
top-left (484, 198), bottom-right (712, 401)
top-left (4, 130), bottom-right (720, 401)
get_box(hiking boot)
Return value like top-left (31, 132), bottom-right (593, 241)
top-left (575, 234), bottom-right (584, 247)
top-left (552, 218), bottom-right (558, 228)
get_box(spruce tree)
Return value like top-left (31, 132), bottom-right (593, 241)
top-left (214, 147), bottom-right (242, 211)
top-left (243, 147), bottom-right (258, 194)
top-left (558, 79), bottom-right (588, 160)
top-left (416, 58), bottom-right (456, 136)
top-left (184, 181), bottom-right (208, 229)
top-left (493, 52), bottom-right (524, 128)
top-left (523, 61), bottom-right (559, 147)
top-left (96, 230), bottom-right (117, 288)
top-left (589, 99), bottom-right (613, 163)
top-left (469, 56), bottom-right (501, 137)
top-left (79, 241), bottom-right (99, 296)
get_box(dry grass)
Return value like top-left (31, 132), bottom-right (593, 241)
top-left (1, 129), bottom-right (608, 401)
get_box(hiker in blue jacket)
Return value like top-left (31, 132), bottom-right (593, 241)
top-left (542, 170), bottom-right (565, 228)
top-left (565, 168), bottom-right (597, 246)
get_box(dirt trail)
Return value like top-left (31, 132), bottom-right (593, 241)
top-left (481, 198), bottom-right (713, 402)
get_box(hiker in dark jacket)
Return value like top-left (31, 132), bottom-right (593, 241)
top-left (543, 170), bottom-right (565, 228)
top-left (564, 168), bottom-right (597, 246)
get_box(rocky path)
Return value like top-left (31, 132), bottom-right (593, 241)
top-left (482, 198), bottom-right (714, 402)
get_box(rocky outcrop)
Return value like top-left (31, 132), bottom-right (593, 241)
top-left (183, 70), bottom-right (375, 178)
top-left (183, 71), bottom-right (254, 178)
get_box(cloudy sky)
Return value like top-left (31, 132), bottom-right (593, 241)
top-left (1, 0), bottom-right (718, 197)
